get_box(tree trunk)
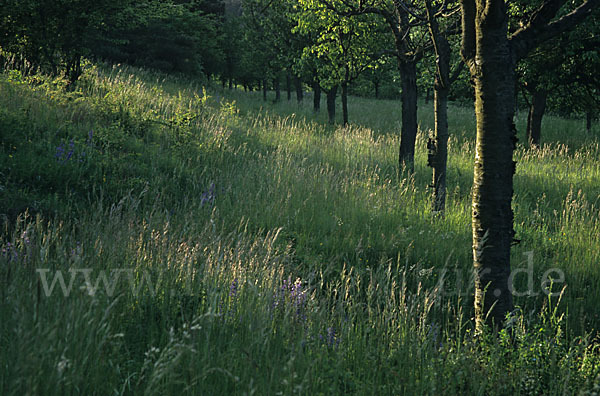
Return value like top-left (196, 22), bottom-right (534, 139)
top-left (374, 81), bottom-right (380, 99)
top-left (341, 82), bottom-right (349, 125)
top-left (66, 55), bottom-right (82, 85)
top-left (526, 89), bottom-right (547, 148)
top-left (398, 60), bottom-right (418, 173)
top-left (468, 8), bottom-right (516, 332)
top-left (228, 78), bottom-right (233, 89)
top-left (274, 77), bottom-right (281, 102)
top-left (286, 72), bottom-right (292, 101)
top-left (429, 85), bottom-right (449, 215)
top-left (294, 76), bottom-right (304, 102)
top-left (425, 0), bottom-right (452, 216)
top-left (326, 86), bottom-right (338, 124)
top-left (262, 79), bottom-right (267, 101)
top-left (313, 81), bottom-right (321, 112)
top-left (461, 0), bottom-right (599, 333)
top-left (586, 110), bottom-right (593, 132)
top-left (425, 87), bottom-right (432, 104)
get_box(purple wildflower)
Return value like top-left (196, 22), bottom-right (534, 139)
top-left (271, 279), bottom-right (287, 312)
top-left (290, 278), bottom-right (307, 322)
top-left (22, 231), bottom-right (30, 245)
top-left (1, 242), bottom-right (19, 262)
top-left (200, 182), bottom-right (217, 207)
top-left (55, 139), bottom-right (78, 164)
top-left (65, 139), bottom-right (74, 161)
top-left (217, 278), bottom-right (240, 322)
top-left (327, 327), bottom-right (336, 347)
top-left (55, 143), bottom-right (65, 161)
top-left (229, 278), bottom-right (238, 298)
top-left (316, 326), bottom-right (340, 348)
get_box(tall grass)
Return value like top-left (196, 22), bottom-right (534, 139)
top-left (1, 63), bottom-right (599, 394)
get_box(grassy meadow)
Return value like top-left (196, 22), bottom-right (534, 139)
top-left (1, 63), bottom-right (599, 395)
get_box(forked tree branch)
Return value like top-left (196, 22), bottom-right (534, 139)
top-left (460, 0), bottom-right (476, 66)
top-left (511, 0), bottom-right (600, 60)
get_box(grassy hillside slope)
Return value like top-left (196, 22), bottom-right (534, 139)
top-left (1, 64), bottom-right (599, 395)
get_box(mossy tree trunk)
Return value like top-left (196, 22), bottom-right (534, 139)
top-left (294, 75), bottom-right (303, 102)
top-left (526, 88), bottom-right (548, 148)
top-left (341, 63), bottom-right (351, 125)
top-left (429, 84), bottom-right (449, 214)
top-left (463, 0), bottom-right (517, 331)
top-left (313, 81), bottom-right (321, 112)
top-left (461, 0), bottom-right (598, 332)
top-left (586, 110), bottom-right (593, 132)
top-left (341, 81), bottom-right (349, 125)
top-left (326, 85), bottom-right (338, 124)
top-left (425, 0), bottom-right (456, 216)
top-left (274, 77), bottom-right (281, 102)
top-left (398, 59), bottom-right (418, 173)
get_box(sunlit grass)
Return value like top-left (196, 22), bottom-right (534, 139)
top-left (1, 63), bottom-right (599, 395)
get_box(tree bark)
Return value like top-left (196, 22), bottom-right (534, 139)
top-left (398, 60), bottom-right (418, 173)
top-left (326, 86), bottom-right (338, 124)
top-left (429, 85), bottom-right (449, 215)
top-left (463, 0), bottom-right (516, 332)
top-left (286, 72), bottom-right (292, 101)
top-left (526, 88), bottom-right (547, 148)
top-left (341, 81), bottom-right (349, 125)
top-left (294, 75), bottom-right (304, 102)
top-left (313, 81), bottom-right (321, 112)
top-left (66, 55), bottom-right (82, 85)
top-left (460, 0), bottom-right (600, 333)
top-left (425, 0), bottom-right (452, 216)
top-left (274, 77), bottom-right (281, 102)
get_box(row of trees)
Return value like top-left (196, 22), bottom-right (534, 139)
top-left (0, 0), bottom-right (224, 79)
top-left (1, 0), bottom-right (596, 140)
top-left (1, 0), bottom-right (598, 330)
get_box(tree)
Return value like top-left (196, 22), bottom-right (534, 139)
top-left (220, 16), bottom-right (243, 89)
top-left (295, 0), bottom-right (387, 124)
top-left (0, 0), bottom-right (226, 81)
top-left (315, 0), bottom-right (430, 171)
top-left (542, 17), bottom-right (600, 133)
top-left (244, 0), bottom-right (290, 100)
top-left (109, 1), bottom-right (223, 76)
top-left (460, 0), bottom-right (599, 331)
top-left (424, 0), bottom-right (463, 215)
top-left (353, 58), bottom-right (398, 99)
top-left (516, 9), bottom-right (600, 147)
top-left (1, 0), bottom-right (134, 81)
